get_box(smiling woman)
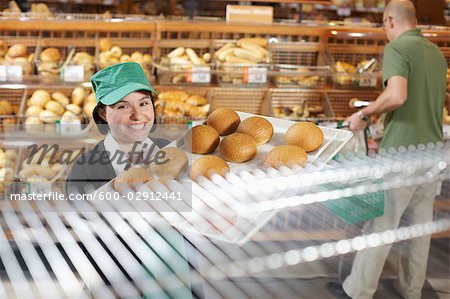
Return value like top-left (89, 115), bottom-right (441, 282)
top-left (66, 62), bottom-right (170, 194)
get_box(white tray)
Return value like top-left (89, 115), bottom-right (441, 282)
top-left (164, 112), bottom-right (353, 245)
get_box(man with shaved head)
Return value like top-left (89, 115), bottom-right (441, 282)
top-left (327, 0), bottom-right (447, 298)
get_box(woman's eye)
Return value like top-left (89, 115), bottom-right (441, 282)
top-left (117, 104), bottom-right (127, 109)
top-left (141, 101), bottom-right (151, 107)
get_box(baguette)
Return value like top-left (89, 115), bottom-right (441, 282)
top-left (224, 55), bottom-right (255, 65)
top-left (233, 48), bottom-right (264, 63)
top-left (218, 47), bottom-right (240, 62)
top-left (240, 42), bottom-right (267, 56)
top-left (214, 43), bottom-right (234, 58)
top-left (170, 57), bottom-right (192, 65)
top-left (167, 47), bottom-right (185, 59)
top-left (237, 38), bottom-right (268, 48)
top-left (186, 48), bottom-right (202, 66)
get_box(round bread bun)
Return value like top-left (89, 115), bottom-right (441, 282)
top-left (237, 116), bottom-right (274, 145)
top-left (285, 122), bottom-right (324, 152)
top-left (65, 103), bottom-right (82, 115)
top-left (51, 92), bottom-right (69, 108)
top-left (25, 106), bottom-right (43, 117)
top-left (40, 48), bottom-right (61, 63)
top-left (45, 101), bottom-right (64, 116)
top-left (72, 87), bottom-right (86, 106)
top-left (207, 108), bottom-right (240, 136)
top-left (264, 145), bottom-right (308, 168)
top-left (190, 155), bottom-right (230, 181)
top-left (29, 89), bottom-right (51, 108)
top-left (99, 38), bottom-right (113, 52)
top-left (185, 125), bottom-right (220, 154)
top-left (150, 147), bottom-right (188, 180)
top-left (6, 44), bottom-right (26, 58)
top-left (220, 133), bottom-right (257, 163)
top-left (113, 167), bottom-right (153, 190)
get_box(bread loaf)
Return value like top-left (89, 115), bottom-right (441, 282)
top-left (185, 125), bottom-right (220, 154)
top-left (237, 116), bottom-right (273, 145)
top-left (207, 108), bottom-right (240, 136)
top-left (285, 122), bottom-right (324, 152)
top-left (264, 145), bottom-right (308, 168)
top-left (220, 133), bottom-right (257, 163)
top-left (190, 155), bottom-right (230, 181)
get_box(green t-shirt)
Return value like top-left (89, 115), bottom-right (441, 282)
top-left (381, 28), bottom-right (447, 150)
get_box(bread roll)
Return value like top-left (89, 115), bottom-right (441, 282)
top-left (65, 103), bottom-right (82, 115)
top-left (150, 147), bottom-right (188, 180)
top-left (50, 92), bottom-right (69, 108)
top-left (185, 125), bottom-right (219, 154)
top-left (265, 145), bottom-right (308, 168)
top-left (220, 133), bottom-right (257, 163)
top-left (285, 122), bottom-right (324, 152)
top-left (99, 38), bottom-right (113, 52)
top-left (207, 108), bottom-right (241, 136)
top-left (237, 116), bottom-right (273, 145)
top-left (40, 48), bottom-right (61, 63)
top-left (190, 155), bottom-right (230, 181)
top-left (39, 110), bottom-right (58, 123)
top-left (6, 44), bottom-right (26, 58)
top-left (71, 87), bottom-right (86, 106)
top-left (34, 165), bottom-right (56, 180)
top-left (113, 167), bottom-right (153, 190)
top-left (29, 89), bottom-right (51, 108)
top-left (45, 101), bottom-right (64, 116)
top-left (83, 101), bottom-right (96, 117)
top-left (25, 106), bottom-right (43, 117)
top-left (0, 100), bottom-right (13, 115)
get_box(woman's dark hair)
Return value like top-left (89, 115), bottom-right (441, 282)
top-left (93, 92), bottom-right (157, 135)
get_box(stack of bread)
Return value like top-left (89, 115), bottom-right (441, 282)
top-left (30, 3), bottom-right (52, 18)
top-left (2, 1), bottom-right (21, 16)
top-left (158, 47), bottom-right (210, 83)
top-left (215, 38), bottom-right (268, 84)
top-left (0, 100), bottom-right (20, 130)
top-left (0, 41), bottom-right (34, 76)
top-left (0, 149), bottom-right (16, 193)
top-left (70, 51), bottom-right (95, 78)
top-left (37, 47), bottom-right (62, 76)
top-left (186, 108), bottom-right (325, 181)
top-left (155, 90), bottom-right (210, 121)
top-left (24, 87), bottom-right (93, 132)
top-left (18, 149), bottom-right (65, 183)
top-left (333, 59), bottom-right (378, 86)
top-left (274, 66), bottom-right (321, 87)
top-left (98, 38), bottom-right (152, 75)
top-left (273, 101), bottom-right (326, 120)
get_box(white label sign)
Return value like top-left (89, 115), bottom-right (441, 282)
top-left (359, 76), bottom-right (378, 87)
top-left (63, 65), bottom-right (84, 82)
top-left (337, 7), bottom-right (352, 16)
top-left (59, 118), bottom-right (82, 135)
top-left (245, 67), bottom-right (267, 84)
top-left (188, 67), bottom-right (211, 83)
top-left (0, 65), bottom-right (23, 81)
top-left (26, 182), bottom-right (52, 196)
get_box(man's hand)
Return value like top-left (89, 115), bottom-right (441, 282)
top-left (345, 112), bottom-right (368, 131)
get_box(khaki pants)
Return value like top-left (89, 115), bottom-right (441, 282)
top-left (342, 181), bottom-right (439, 299)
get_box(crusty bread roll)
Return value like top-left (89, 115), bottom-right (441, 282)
top-left (99, 38), bottom-right (113, 52)
top-left (52, 92), bottom-right (69, 108)
top-left (237, 116), bottom-right (274, 145)
top-left (6, 44), bottom-right (26, 58)
top-left (220, 133), bottom-right (257, 163)
top-left (0, 100), bottom-right (13, 115)
top-left (72, 87), bottom-right (86, 106)
top-left (40, 48), bottom-right (61, 63)
top-left (65, 104), bottom-right (82, 115)
top-left (150, 147), bottom-right (188, 180)
top-left (113, 167), bottom-right (153, 190)
top-left (83, 101), bottom-right (96, 117)
top-left (45, 101), bottom-right (64, 116)
top-left (185, 125), bottom-right (220, 154)
top-left (29, 89), bottom-right (51, 108)
top-left (264, 145), bottom-right (308, 168)
top-left (25, 106), bottom-right (43, 117)
top-left (186, 95), bottom-right (208, 106)
top-left (207, 108), bottom-right (241, 136)
top-left (190, 155), bottom-right (230, 181)
top-left (285, 122), bottom-right (324, 152)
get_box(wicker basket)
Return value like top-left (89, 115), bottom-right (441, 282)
top-left (326, 90), bottom-right (379, 118)
top-left (0, 88), bottom-right (26, 133)
top-left (268, 89), bottom-right (335, 121)
top-left (208, 87), bottom-right (267, 115)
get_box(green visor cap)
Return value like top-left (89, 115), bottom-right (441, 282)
top-left (90, 62), bottom-right (157, 105)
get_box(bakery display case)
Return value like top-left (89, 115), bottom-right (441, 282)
top-left (0, 15), bottom-right (449, 299)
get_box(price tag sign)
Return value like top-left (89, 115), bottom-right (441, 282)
top-left (59, 118), bottom-right (82, 135)
top-left (63, 65), bottom-right (84, 82)
top-left (26, 182), bottom-right (52, 196)
top-left (244, 67), bottom-right (267, 84)
top-left (103, 0), bottom-right (113, 5)
top-left (337, 7), bottom-right (352, 16)
top-left (359, 75), bottom-right (377, 87)
top-left (0, 65), bottom-right (23, 81)
top-left (0, 66), bottom-right (6, 81)
top-left (187, 67), bottom-right (211, 83)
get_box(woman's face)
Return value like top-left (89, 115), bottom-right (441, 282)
top-left (101, 91), bottom-right (154, 143)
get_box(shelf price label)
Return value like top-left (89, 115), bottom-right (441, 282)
top-left (244, 67), bottom-right (267, 84)
top-left (337, 7), bottom-right (352, 16)
top-left (0, 65), bottom-right (23, 81)
top-left (187, 67), bottom-right (211, 83)
top-left (63, 65), bottom-right (84, 82)
top-left (26, 182), bottom-right (52, 196)
top-left (359, 75), bottom-right (377, 87)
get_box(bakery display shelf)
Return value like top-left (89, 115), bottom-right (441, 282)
top-left (326, 89), bottom-right (379, 118)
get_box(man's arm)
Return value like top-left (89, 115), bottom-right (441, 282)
top-left (345, 76), bottom-right (408, 131)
